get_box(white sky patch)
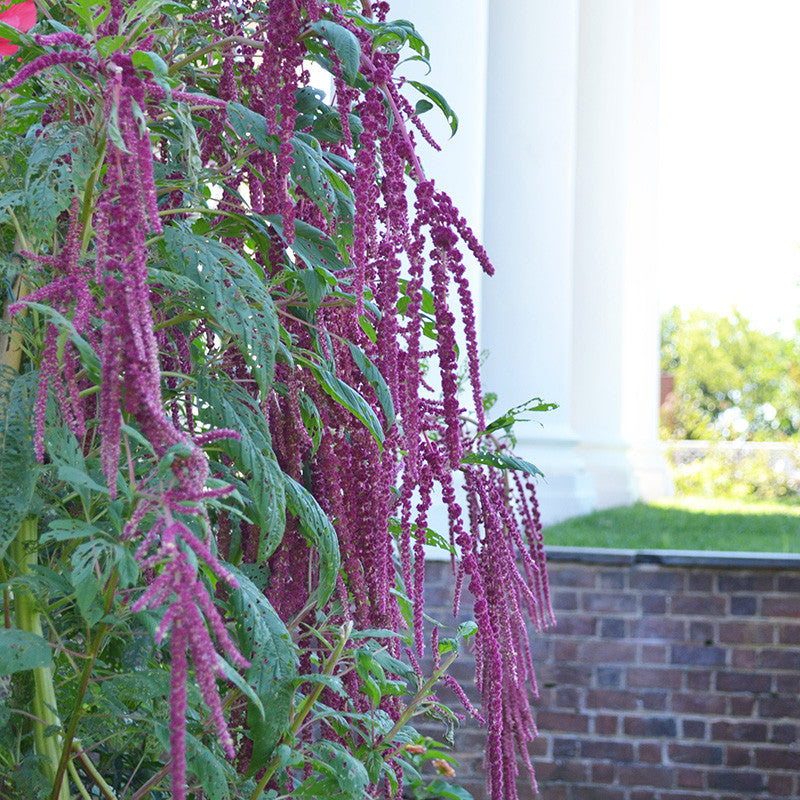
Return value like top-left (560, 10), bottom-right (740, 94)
top-left (657, 1), bottom-right (800, 335)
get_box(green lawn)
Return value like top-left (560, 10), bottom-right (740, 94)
top-left (543, 496), bottom-right (800, 552)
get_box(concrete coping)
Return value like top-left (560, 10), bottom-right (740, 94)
top-left (545, 545), bottom-right (800, 569)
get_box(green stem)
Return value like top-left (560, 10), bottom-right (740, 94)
top-left (247, 622), bottom-right (353, 800)
top-left (11, 518), bottom-right (70, 800)
top-left (376, 651), bottom-right (458, 748)
top-left (49, 575), bottom-right (116, 800)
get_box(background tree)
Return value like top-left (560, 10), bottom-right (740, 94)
top-left (660, 306), bottom-right (800, 440)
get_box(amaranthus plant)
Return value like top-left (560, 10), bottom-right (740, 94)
top-left (0, 1), bottom-right (553, 799)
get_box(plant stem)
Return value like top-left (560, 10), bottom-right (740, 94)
top-left (49, 575), bottom-right (116, 800)
top-left (11, 518), bottom-right (71, 800)
top-left (248, 622), bottom-right (353, 800)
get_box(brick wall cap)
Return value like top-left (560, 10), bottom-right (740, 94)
top-left (546, 546), bottom-right (800, 569)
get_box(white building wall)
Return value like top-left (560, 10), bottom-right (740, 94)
top-left (392, 1), bottom-right (671, 524)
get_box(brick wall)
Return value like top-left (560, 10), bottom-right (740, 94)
top-left (421, 549), bottom-right (800, 800)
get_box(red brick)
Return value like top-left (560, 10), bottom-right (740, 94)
top-left (763, 596), bottom-right (800, 617)
top-left (627, 667), bottom-right (681, 689)
top-left (616, 764), bottom-right (674, 788)
top-left (598, 570), bottom-right (625, 589)
top-left (776, 574), bottom-right (800, 591)
top-left (552, 590), bottom-right (578, 610)
top-left (776, 673), bottom-right (800, 693)
top-left (552, 737), bottom-right (577, 757)
top-left (640, 691), bottom-right (668, 711)
top-left (688, 573), bottom-right (713, 591)
top-left (778, 623), bottom-right (800, 643)
top-left (630, 792), bottom-right (658, 800)
top-left (537, 710), bottom-right (590, 734)
top-left (638, 742), bottom-right (662, 763)
top-left (552, 616), bottom-right (596, 636)
top-left (755, 747), bottom-right (800, 770)
top-left (770, 723), bottom-right (798, 744)
top-left (716, 671), bottom-right (771, 693)
top-left (711, 721), bottom-right (767, 742)
top-left (630, 618), bottom-right (685, 640)
top-left (730, 595), bottom-right (758, 615)
top-left (672, 594), bottom-right (725, 615)
top-left (668, 743), bottom-right (723, 765)
top-left (582, 592), bottom-right (637, 613)
top-left (594, 714), bottom-right (618, 735)
top-left (731, 647), bottom-right (757, 668)
top-left (708, 769), bottom-right (763, 792)
top-left (685, 670), bottom-right (711, 691)
top-left (688, 620), bottom-right (714, 641)
top-left (591, 761), bottom-right (615, 783)
top-left (671, 644), bottom-right (726, 666)
top-left (641, 644), bottom-right (668, 664)
top-left (718, 574), bottom-right (774, 592)
top-left (681, 718), bottom-right (706, 738)
top-left (641, 593), bottom-right (667, 614)
top-left (725, 745), bottom-right (752, 766)
top-left (718, 621), bottom-right (774, 644)
top-left (677, 767), bottom-right (705, 788)
top-left (729, 696), bottom-right (756, 716)
top-left (534, 759), bottom-right (589, 783)
top-left (624, 715), bottom-right (676, 737)
top-left (554, 640), bottom-right (579, 661)
top-left (547, 566), bottom-right (595, 587)
top-left (555, 686), bottom-right (582, 707)
top-left (599, 618), bottom-right (626, 638)
top-left (630, 570), bottom-right (684, 591)
top-left (759, 695), bottom-right (800, 718)
top-left (585, 689), bottom-right (638, 711)
top-left (758, 648), bottom-right (800, 670)
top-left (767, 773), bottom-right (794, 796)
top-left (578, 641), bottom-right (637, 664)
top-left (580, 739), bottom-right (635, 762)
top-left (672, 691), bottom-right (726, 716)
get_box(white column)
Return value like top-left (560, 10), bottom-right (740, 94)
top-left (570, 0), bottom-right (673, 508)
top-left (481, 0), bottom-right (595, 523)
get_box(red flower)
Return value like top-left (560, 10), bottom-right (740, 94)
top-left (0, 1), bottom-right (36, 57)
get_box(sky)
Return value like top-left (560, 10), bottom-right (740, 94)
top-left (657, 1), bottom-right (800, 336)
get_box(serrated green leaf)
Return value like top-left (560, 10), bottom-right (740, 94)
top-left (0, 368), bottom-right (37, 560)
top-left (0, 629), bottom-right (52, 673)
top-left (195, 377), bottom-right (286, 556)
top-left (163, 227), bottom-right (278, 396)
top-left (460, 450), bottom-right (543, 478)
top-left (227, 566), bottom-right (297, 775)
top-left (282, 475), bottom-right (340, 606)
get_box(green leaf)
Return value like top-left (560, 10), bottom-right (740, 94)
top-left (163, 227), bottom-right (278, 396)
top-left (0, 629), bottom-right (52, 673)
top-left (406, 80), bottom-right (458, 136)
top-left (308, 20), bottom-right (361, 84)
top-left (295, 741), bottom-right (369, 799)
top-left (0, 368), bottom-right (37, 560)
top-left (266, 215), bottom-right (349, 271)
top-left (195, 377), bottom-right (286, 557)
top-left (282, 475), bottom-right (340, 606)
top-left (348, 343), bottom-right (395, 427)
top-left (460, 450), bottom-right (543, 478)
top-left (24, 302), bottom-right (101, 380)
top-left (481, 397), bottom-right (559, 436)
top-left (297, 356), bottom-right (385, 448)
top-left (227, 102), bottom-right (273, 148)
top-left (227, 566), bottom-right (297, 775)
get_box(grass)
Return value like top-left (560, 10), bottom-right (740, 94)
top-left (542, 495), bottom-right (800, 553)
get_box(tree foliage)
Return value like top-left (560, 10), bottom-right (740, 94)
top-left (660, 306), bottom-right (800, 440)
